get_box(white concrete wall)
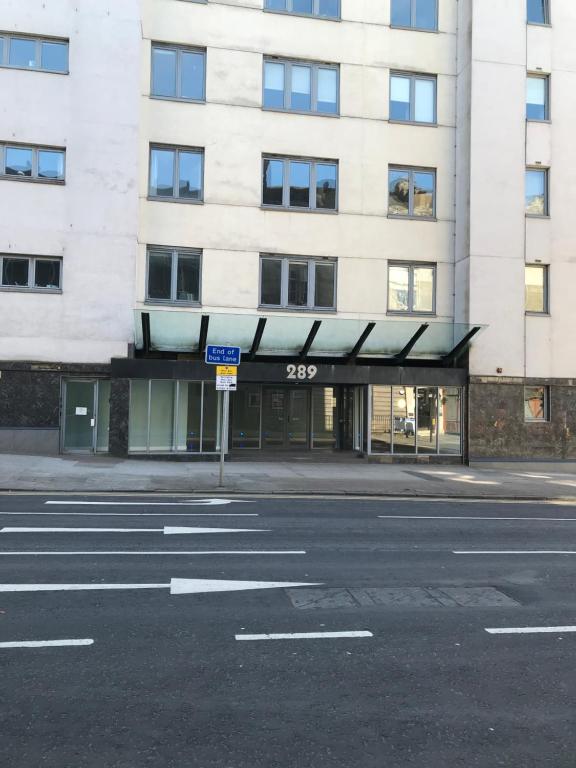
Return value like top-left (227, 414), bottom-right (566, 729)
top-left (0, 0), bottom-right (140, 363)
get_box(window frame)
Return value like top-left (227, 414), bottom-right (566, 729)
top-left (262, 155), bottom-right (339, 212)
top-left (525, 167), bottom-right (549, 217)
top-left (0, 143), bottom-right (66, 184)
top-left (525, 264), bottom-right (549, 315)
top-left (389, 71), bottom-right (437, 125)
top-left (263, 57), bottom-right (339, 115)
top-left (0, 33), bottom-right (69, 74)
top-left (388, 165), bottom-right (437, 219)
top-left (390, 0), bottom-right (439, 31)
top-left (524, 385), bottom-right (551, 423)
top-left (145, 246), bottom-right (202, 306)
top-left (259, 254), bottom-right (337, 311)
top-left (527, 0), bottom-right (550, 25)
top-left (150, 42), bottom-right (206, 103)
top-left (148, 144), bottom-right (205, 203)
top-left (263, 0), bottom-right (341, 21)
top-left (526, 73), bottom-right (550, 121)
top-left (387, 261), bottom-right (437, 316)
top-left (0, 254), bottom-right (62, 293)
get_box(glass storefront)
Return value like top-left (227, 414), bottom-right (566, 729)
top-left (370, 386), bottom-right (461, 455)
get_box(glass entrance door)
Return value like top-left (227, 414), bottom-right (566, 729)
top-left (63, 380), bottom-right (110, 453)
top-left (262, 387), bottom-right (310, 450)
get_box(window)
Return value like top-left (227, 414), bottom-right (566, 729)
top-left (388, 167), bottom-right (436, 218)
top-left (525, 168), bottom-right (548, 216)
top-left (527, 0), bottom-right (549, 24)
top-left (0, 34), bottom-right (68, 73)
top-left (390, 73), bottom-right (436, 124)
top-left (146, 247), bottom-right (201, 304)
top-left (525, 264), bottom-right (549, 313)
top-left (260, 255), bottom-right (336, 310)
top-left (388, 263), bottom-right (435, 314)
top-left (151, 44), bottom-right (205, 101)
top-left (0, 143), bottom-right (65, 182)
top-left (524, 386), bottom-right (550, 421)
top-left (391, 0), bottom-right (438, 31)
top-left (0, 255), bottom-right (61, 290)
top-left (264, 0), bottom-right (340, 20)
top-left (263, 58), bottom-right (338, 114)
top-left (262, 156), bottom-right (338, 211)
top-left (526, 75), bottom-right (549, 120)
top-left (149, 146), bottom-right (204, 201)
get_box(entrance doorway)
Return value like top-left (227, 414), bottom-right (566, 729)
top-left (262, 387), bottom-right (310, 449)
top-left (62, 380), bottom-right (110, 453)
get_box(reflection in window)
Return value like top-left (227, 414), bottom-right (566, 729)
top-left (147, 248), bottom-right (201, 304)
top-left (2, 35), bottom-right (68, 72)
top-left (525, 265), bottom-right (548, 313)
top-left (9, 37), bottom-right (36, 68)
top-left (391, 0), bottom-right (437, 30)
top-left (263, 156), bottom-right (338, 211)
top-left (390, 73), bottom-right (436, 123)
top-left (388, 263), bottom-right (435, 314)
top-left (1, 144), bottom-right (65, 183)
top-left (260, 255), bottom-right (336, 310)
top-left (151, 45), bottom-right (205, 101)
top-left (439, 387), bottom-right (461, 454)
top-left (524, 386), bottom-right (549, 421)
top-left (526, 75), bottom-right (549, 120)
top-left (264, 59), bottom-right (338, 114)
top-left (389, 167), bottom-right (435, 217)
top-left (38, 150), bottom-right (65, 180)
top-left (527, 0), bottom-right (549, 24)
top-left (264, 0), bottom-right (340, 19)
top-left (149, 146), bottom-right (204, 201)
top-left (525, 168), bottom-right (548, 216)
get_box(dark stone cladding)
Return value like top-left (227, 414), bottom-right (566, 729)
top-left (469, 378), bottom-right (576, 459)
top-left (0, 362), bottom-right (110, 429)
top-left (109, 378), bottom-right (130, 457)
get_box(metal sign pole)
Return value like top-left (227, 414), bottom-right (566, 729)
top-left (219, 390), bottom-right (229, 486)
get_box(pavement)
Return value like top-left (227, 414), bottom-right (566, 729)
top-left (4, 451), bottom-right (576, 498)
top-left (2, 493), bottom-right (576, 767)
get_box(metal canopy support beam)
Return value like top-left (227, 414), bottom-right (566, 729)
top-left (141, 312), bottom-right (151, 356)
top-left (198, 315), bottom-right (210, 356)
top-left (299, 320), bottom-right (322, 362)
top-left (249, 318), bottom-right (267, 361)
top-left (395, 323), bottom-right (429, 362)
top-left (347, 322), bottom-right (376, 364)
top-left (442, 326), bottom-right (482, 367)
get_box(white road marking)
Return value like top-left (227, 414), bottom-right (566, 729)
top-left (378, 515), bottom-right (576, 522)
top-left (0, 512), bottom-right (258, 517)
top-left (485, 626), bottom-right (576, 635)
top-left (45, 499), bottom-right (246, 506)
top-left (0, 550), bottom-right (306, 557)
top-left (0, 526), bottom-right (267, 535)
top-left (235, 631), bottom-right (373, 641)
top-left (0, 578), bottom-right (321, 596)
top-left (455, 550), bottom-right (576, 555)
top-left (0, 639), bottom-right (94, 649)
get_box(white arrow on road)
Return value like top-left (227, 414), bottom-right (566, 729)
top-left (0, 526), bottom-right (267, 536)
top-left (45, 499), bottom-right (247, 507)
top-left (0, 578), bottom-right (321, 596)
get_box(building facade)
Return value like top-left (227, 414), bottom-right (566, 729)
top-left (0, 0), bottom-right (572, 462)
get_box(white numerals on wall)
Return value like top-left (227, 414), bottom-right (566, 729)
top-left (286, 364), bottom-right (318, 381)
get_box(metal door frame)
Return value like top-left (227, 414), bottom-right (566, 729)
top-left (61, 378), bottom-right (109, 454)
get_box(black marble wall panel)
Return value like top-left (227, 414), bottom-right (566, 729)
top-left (109, 378), bottom-right (130, 456)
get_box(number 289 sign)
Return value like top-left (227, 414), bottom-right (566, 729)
top-left (286, 364), bottom-right (318, 381)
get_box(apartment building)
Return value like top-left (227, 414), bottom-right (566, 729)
top-left (0, 0), bottom-right (573, 462)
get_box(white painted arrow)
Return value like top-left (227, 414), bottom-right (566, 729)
top-left (0, 526), bottom-right (267, 535)
top-left (45, 499), bottom-right (248, 507)
top-left (0, 578), bottom-right (321, 596)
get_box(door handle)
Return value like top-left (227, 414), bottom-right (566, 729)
top-left (90, 419), bottom-right (95, 427)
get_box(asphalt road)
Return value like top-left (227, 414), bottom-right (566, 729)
top-left (1, 493), bottom-right (576, 768)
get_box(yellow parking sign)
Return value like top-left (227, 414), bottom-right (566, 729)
top-left (216, 365), bottom-right (237, 376)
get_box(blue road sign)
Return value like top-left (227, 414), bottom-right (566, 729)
top-left (205, 345), bottom-right (242, 366)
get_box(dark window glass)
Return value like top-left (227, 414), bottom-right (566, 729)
top-left (527, 0), bottom-right (548, 24)
top-left (391, 0), bottom-right (412, 26)
top-left (180, 51), bottom-right (205, 100)
top-left (388, 169), bottom-right (410, 215)
top-left (264, 62), bottom-right (285, 109)
top-left (318, 0), bottom-right (339, 17)
top-left (38, 150), bottom-right (64, 180)
top-left (179, 151), bottom-right (202, 199)
top-left (290, 161), bottom-right (310, 207)
top-left (9, 38), bottom-right (36, 68)
top-left (314, 262), bottom-right (335, 308)
top-left (34, 260), bottom-right (61, 288)
top-left (152, 48), bottom-right (177, 97)
top-left (291, 65), bottom-right (311, 111)
top-left (176, 254), bottom-right (200, 302)
top-left (5, 147), bottom-right (32, 176)
top-left (263, 159), bottom-right (284, 205)
top-left (415, 0), bottom-right (437, 29)
top-left (40, 41), bottom-right (68, 72)
top-left (2, 258), bottom-right (29, 287)
top-left (150, 149), bottom-right (174, 197)
top-left (288, 262), bottom-right (308, 306)
top-left (148, 251), bottom-right (172, 300)
top-left (293, 0), bottom-right (313, 12)
top-left (261, 259), bottom-right (282, 305)
top-left (316, 164), bottom-right (337, 210)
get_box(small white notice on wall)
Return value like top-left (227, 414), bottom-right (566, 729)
top-left (75, 407), bottom-right (88, 416)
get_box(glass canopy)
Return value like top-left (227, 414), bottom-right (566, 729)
top-left (134, 309), bottom-right (482, 360)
